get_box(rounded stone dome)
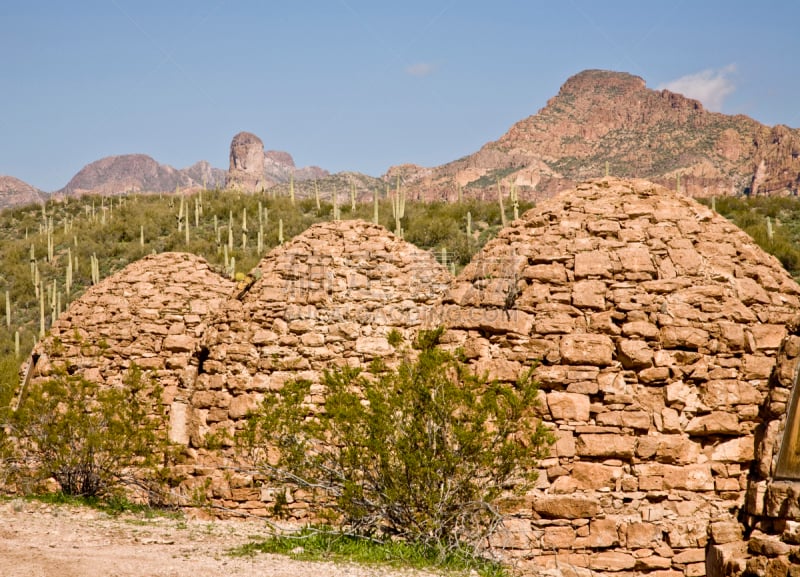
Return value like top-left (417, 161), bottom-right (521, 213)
top-left (441, 177), bottom-right (800, 573)
top-left (28, 251), bottom-right (235, 399)
top-left (190, 219), bottom-right (452, 442)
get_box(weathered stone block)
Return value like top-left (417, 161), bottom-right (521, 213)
top-left (574, 251), bottom-right (613, 279)
top-left (533, 495), bottom-right (601, 519)
top-left (354, 336), bottom-right (392, 357)
top-left (576, 433), bottom-right (636, 459)
top-left (541, 525), bottom-right (576, 549)
top-left (617, 339), bottom-right (654, 369)
top-left (561, 334), bottom-right (614, 366)
top-left (547, 391), bottom-right (591, 422)
top-left (685, 412), bottom-right (740, 436)
top-left (596, 410), bottom-right (651, 430)
top-left (572, 279), bottom-right (607, 309)
top-left (579, 518), bottom-right (619, 548)
top-left (711, 436), bottom-right (755, 463)
top-left (709, 521), bottom-right (743, 545)
top-left (626, 521), bottom-right (661, 548)
top-left (660, 326), bottom-right (709, 351)
top-left (571, 461), bottom-right (620, 490)
top-left (589, 551), bottom-right (636, 571)
top-left (636, 434), bottom-right (700, 464)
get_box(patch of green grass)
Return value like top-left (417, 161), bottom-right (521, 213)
top-left (22, 491), bottom-right (182, 519)
top-left (231, 526), bottom-right (509, 577)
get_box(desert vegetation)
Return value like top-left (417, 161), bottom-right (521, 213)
top-left (238, 327), bottom-right (552, 565)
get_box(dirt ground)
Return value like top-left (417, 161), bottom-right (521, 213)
top-left (0, 499), bottom-right (445, 577)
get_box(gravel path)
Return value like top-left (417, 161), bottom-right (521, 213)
top-left (0, 499), bottom-right (446, 577)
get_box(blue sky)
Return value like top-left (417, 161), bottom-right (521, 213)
top-left (1, 1), bottom-right (798, 192)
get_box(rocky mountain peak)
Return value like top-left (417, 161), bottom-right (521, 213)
top-left (225, 131), bottom-right (328, 192)
top-left (393, 69), bottom-right (800, 201)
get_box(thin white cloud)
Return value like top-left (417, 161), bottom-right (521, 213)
top-left (405, 62), bottom-right (438, 77)
top-left (658, 65), bottom-right (737, 111)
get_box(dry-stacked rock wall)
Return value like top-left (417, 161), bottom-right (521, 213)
top-left (707, 336), bottom-right (800, 576)
top-left (441, 178), bottom-right (800, 575)
top-left (26, 252), bottom-right (236, 445)
top-left (18, 180), bottom-right (800, 575)
top-left (173, 220), bottom-right (452, 513)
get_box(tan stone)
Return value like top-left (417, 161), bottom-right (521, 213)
top-left (622, 320), bottom-right (660, 339)
top-left (617, 339), bottom-right (654, 369)
top-left (663, 464), bottom-right (714, 491)
top-left (354, 336), bottom-right (392, 357)
top-left (589, 551), bottom-right (636, 571)
top-left (626, 522), bottom-right (661, 548)
top-left (542, 526), bottom-right (577, 549)
top-left (574, 251), bottom-right (613, 279)
top-left (561, 334), bottom-right (614, 366)
top-left (163, 334), bottom-right (195, 353)
top-left (751, 324), bottom-right (787, 350)
top-left (636, 434), bottom-right (700, 465)
top-left (576, 434), bottom-right (636, 459)
top-left (579, 518), bottom-right (619, 548)
top-left (685, 412), bottom-right (740, 436)
top-left (660, 326), bottom-right (709, 350)
top-left (533, 495), bottom-right (601, 519)
top-left (742, 354), bottom-right (776, 379)
top-left (596, 410), bottom-right (651, 430)
top-left (571, 462), bottom-right (620, 490)
top-left (572, 279), bottom-right (607, 309)
top-left (547, 391), bottom-right (591, 422)
top-left (711, 436), bottom-right (754, 463)
top-left (553, 429), bottom-right (576, 458)
top-left (712, 520), bottom-right (743, 544)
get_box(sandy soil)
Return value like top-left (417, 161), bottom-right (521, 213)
top-left (0, 499), bottom-right (444, 577)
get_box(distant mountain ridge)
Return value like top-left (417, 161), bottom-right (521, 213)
top-left (0, 176), bottom-right (45, 208)
top-left (55, 155), bottom-right (227, 198)
top-left (394, 69), bottom-right (800, 201)
top-left (5, 69), bottom-right (800, 210)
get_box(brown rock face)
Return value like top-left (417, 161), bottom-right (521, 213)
top-left (394, 69), bottom-right (800, 201)
top-left (227, 132), bottom-right (266, 191)
top-left (0, 175), bottom-right (45, 208)
top-left (225, 131), bottom-right (328, 192)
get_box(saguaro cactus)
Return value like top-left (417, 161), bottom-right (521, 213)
top-left (497, 177), bottom-right (507, 227)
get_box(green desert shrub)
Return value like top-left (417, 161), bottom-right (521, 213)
top-left (8, 363), bottom-right (172, 499)
top-left (238, 327), bottom-right (552, 558)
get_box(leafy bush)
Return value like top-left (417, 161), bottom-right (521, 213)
top-left (9, 363), bottom-right (171, 498)
top-left (238, 327), bottom-right (552, 557)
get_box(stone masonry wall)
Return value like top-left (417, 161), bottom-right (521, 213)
top-left (440, 178), bottom-right (800, 576)
top-left (707, 331), bottom-right (800, 576)
top-left (18, 181), bottom-right (800, 576)
top-left (26, 252), bottom-right (236, 445)
top-left (172, 220), bottom-right (453, 514)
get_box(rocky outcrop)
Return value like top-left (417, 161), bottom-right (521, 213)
top-left (56, 154), bottom-right (226, 198)
top-left (225, 131), bottom-right (328, 192)
top-left (0, 176), bottom-right (45, 209)
top-left (394, 69), bottom-right (800, 201)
